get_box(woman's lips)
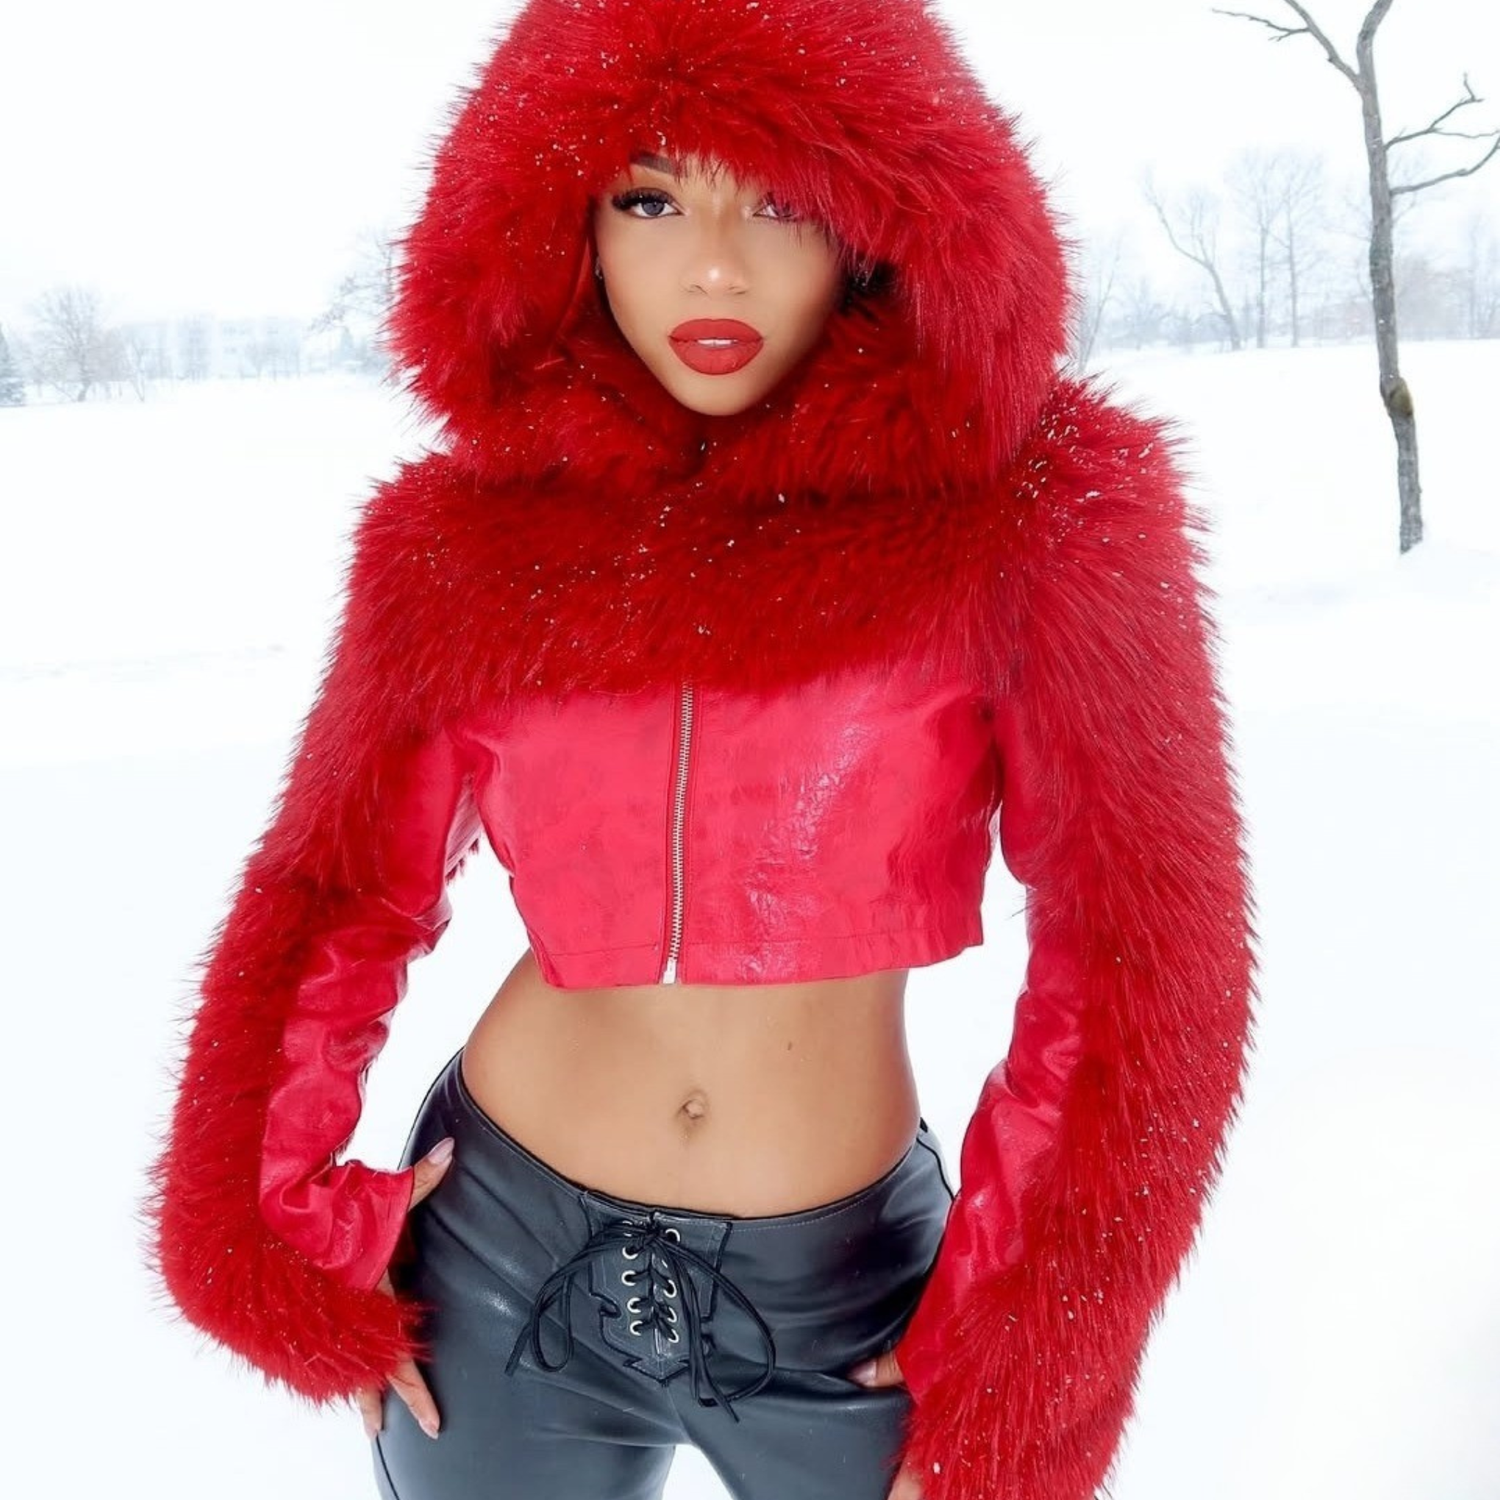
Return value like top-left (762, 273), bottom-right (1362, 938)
top-left (669, 318), bottom-right (765, 375)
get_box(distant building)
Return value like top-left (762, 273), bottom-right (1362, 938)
top-left (108, 312), bottom-right (314, 381)
top-left (216, 314), bottom-right (307, 378)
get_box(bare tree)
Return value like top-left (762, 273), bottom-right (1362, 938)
top-left (1119, 275), bottom-right (1172, 351)
top-left (313, 224), bottom-right (400, 373)
top-left (1217, 1), bottom-right (1500, 552)
top-left (116, 327), bottom-right (156, 400)
top-left (0, 325), bottom-right (24, 407)
top-left (1226, 149), bottom-right (1282, 348)
top-left (28, 285), bottom-right (115, 401)
top-left (1265, 150), bottom-right (1327, 347)
top-left (244, 337), bottom-right (277, 379)
top-left (1457, 212), bottom-right (1500, 339)
top-left (1067, 227), bottom-right (1126, 370)
top-left (1143, 173), bottom-right (1244, 350)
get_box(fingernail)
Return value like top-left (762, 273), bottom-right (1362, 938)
top-left (420, 1418), bottom-right (440, 1439)
top-left (849, 1360), bottom-right (877, 1385)
top-left (426, 1137), bottom-right (454, 1166)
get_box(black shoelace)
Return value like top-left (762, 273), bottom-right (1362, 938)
top-left (504, 1217), bottom-right (777, 1422)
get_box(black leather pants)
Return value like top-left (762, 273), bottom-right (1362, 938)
top-left (371, 1046), bottom-right (955, 1500)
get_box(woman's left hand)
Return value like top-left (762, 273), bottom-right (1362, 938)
top-left (847, 1351), bottom-right (925, 1499)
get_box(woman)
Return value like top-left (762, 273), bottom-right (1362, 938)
top-left (142, 3), bottom-right (1257, 1500)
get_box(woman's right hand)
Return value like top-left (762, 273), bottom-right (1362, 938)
top-left (356, 1135), bottom-right (456, 1440)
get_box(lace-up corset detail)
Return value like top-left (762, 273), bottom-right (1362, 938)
top-left (504, 1207), bottom-right (777, 1421)
top-left (621, 1226), bottom-right (683, 1343)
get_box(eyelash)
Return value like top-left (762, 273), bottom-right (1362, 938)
top-left (609, 187), bottom-right (803, 223)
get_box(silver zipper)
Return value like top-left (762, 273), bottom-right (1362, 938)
top-left (660, 682), bottom-right (695, 983)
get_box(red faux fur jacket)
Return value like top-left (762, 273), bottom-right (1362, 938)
top-left (140, 3), bottom-right (1258, 1498)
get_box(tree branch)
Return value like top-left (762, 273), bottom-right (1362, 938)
top-left (1387, 76), bottom-right (1491, 148)
top-left (1401, 129), bottom-right (1500, 143)
top-left (1143, 177), bottom-right (1210, 271)
top-left (1215, 2), bottom-right (1363, 86)
top-left (1391, 134), bottom-right (1500, 196)
top-left (1212, 8), bottom-right (1308, 42)
top-left (1286, 1), bottom-right (1364, 84)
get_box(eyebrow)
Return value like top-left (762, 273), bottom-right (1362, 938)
top-left (624, 153), bottom-right (768, 195)
top-left (630, 152), bottom-right (679, 174)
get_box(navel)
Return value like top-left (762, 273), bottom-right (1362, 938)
top-left (678, 1089), bottom-right (710, 1123)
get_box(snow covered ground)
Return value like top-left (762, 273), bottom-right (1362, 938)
top-left (3, 340), bottom-right (1496, 1500)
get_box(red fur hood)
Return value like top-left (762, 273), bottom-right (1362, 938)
top-left (384, 0), bottom-right (1071, 496)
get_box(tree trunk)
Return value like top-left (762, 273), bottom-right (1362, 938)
top-left (1287, 215), bottom-right (1301, 348)
top-left (1210, 265), bottom-right (1242, 351)
top-left (1257, 225), bottom-right (1270, 348)
top-left (1356, 43), bottom-right (1423, 550)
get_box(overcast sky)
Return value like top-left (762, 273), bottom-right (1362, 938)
top-left (2, 0), bottom-right (1496, 324)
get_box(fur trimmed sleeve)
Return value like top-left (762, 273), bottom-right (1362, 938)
top-left (139, 471), bottom-right (482, 1407)
top-left (891, 397), bottom-right (1259, 1500)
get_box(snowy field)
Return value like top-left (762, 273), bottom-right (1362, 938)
top-left (3, 340), bottom-right (1497, 1500)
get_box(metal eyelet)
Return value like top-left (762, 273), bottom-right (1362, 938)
top-left (626, 1296), bottom-right (642, 1313)
top-left (621, 1269), bottom-right (638, 1285)
top-left (664, 1306), bottom-right (678, 1324)
top-left (662, 1278), bottom-right (678, 1299)
top-left (628, 1319), bottom-right (644, 1335)
top-left (622, 1245), bottom-right (641, 1260)
top-left (663, 1226), bottom-right (682, 1242)
top-left (667, 1329), bottom-right (681, 1343)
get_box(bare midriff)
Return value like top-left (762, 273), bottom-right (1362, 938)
top-left (460, 947), bottom-right (921, 1216)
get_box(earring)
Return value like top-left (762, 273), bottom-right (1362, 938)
top-left (593, 257), bottom-right (604, 281)
top-left (839, 260), bottom-right (874, 313)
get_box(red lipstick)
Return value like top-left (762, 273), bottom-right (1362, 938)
top-left (669, 318), bottom-right (765, 375)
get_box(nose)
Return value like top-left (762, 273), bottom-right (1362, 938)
top-left (681, 216), bottom-right (749, 296)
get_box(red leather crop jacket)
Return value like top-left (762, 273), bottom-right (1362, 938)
top-left (142, 5), bottom-right (1258, 1499)
top-left (435, 663), bottom-right (997, 992)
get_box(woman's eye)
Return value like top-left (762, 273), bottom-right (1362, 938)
top-left (611, 189), bottom-right (675, 219)
top-left (759, 198), bottom-right (801, 222)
